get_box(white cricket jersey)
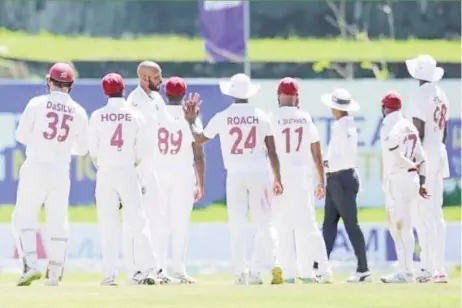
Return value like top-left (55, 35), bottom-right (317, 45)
top-left (15, 91), bottom-right (89, 167)
top-left (381, 111), bottom-right (425, 180)
top-left (203, 104), bottom-right (272, 174)
top-left (156, 105), bottom-right (196, 174)
top-left (406, 82), bottom-right (449, 148)
top-left (88, 98), bottom-right (149, 169)
top-left (325, 116), bottom-right (357, 172)
top-left (269, 107), bottom-right (320, 176)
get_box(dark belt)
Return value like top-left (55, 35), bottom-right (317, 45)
top-left (326, 168), bottom-right (354, 177)
top-left (408, 168), bottom-right (418, 173)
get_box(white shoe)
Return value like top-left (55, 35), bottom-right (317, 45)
top-left (128, 271), bottom-right (156, 285)
top-left (17, 267), bottom-right (42, 286)
top-left (316, 271), bottom-right (333, 284)
top-left (156, 269), bottom-right (181, 285)
top-left (101, 276), bottom-right (118, 286)
top-left (433, 273), bottom-right (449, 283)
top-left (416, 269), bottom-right (433, 283)
top-left (248, 272), bottom-right (263, 285)
top-left (234, 272), bottom-right (247, 285)
top-left (172, 273), bottom-right (196, 284)
top-left (380, 272), bottom-right (414, 283)
top-left (45, 269), bottom-right (61, 286)
top-left (346, 271), bottom-right (372, 283)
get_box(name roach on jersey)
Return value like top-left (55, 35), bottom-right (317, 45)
top-left (227, 116), bottom-right (259, 125)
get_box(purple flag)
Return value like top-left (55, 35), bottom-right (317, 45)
top-left (198, 1), bottom-right (247, 62)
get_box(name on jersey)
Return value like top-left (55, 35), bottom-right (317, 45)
top-left (278, 118), bottom-right (308, 125)
top-left (100, 113), bottom-right (132, 122)
top-left (227, 116), bottom-right (258, 125)
top-left (46, 101), bottom-right (75, 114)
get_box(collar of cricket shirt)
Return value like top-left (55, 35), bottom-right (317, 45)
top-left (107, 97), bottom-right (126, 106)
top-left (137, 85), bottom-right (155, 101)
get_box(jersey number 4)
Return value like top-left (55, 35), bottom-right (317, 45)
top-left (110, 123), bottom-right (124, 150)
top-left (230, 126), bottom-right (256, 154)
top-left (43, 111), bottom-right (74, 142)
top-left (282, 127), bottom-right (303, 153)
top-left (158, 128), bottom-right (183, 155)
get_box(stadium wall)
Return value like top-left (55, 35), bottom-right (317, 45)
top-left (0, 79), bottom-right (459, 208)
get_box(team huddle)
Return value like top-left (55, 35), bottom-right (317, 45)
top-left (12, 54), bottom-right (450, 287)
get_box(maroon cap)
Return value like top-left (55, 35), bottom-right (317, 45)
top-left (277, 77), bottom-right (299, 96)
top-left (381, 92), bottom-right (402, 110)
top-left (102, 73), bottom-right (125, 96)
top-left (165, 76), bottom-right (187, 96)
top-left (48, 63), bottom-right (74, 83)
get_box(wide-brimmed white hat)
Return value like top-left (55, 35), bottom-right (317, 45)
top-left (321, 88), bottom-right (360, 112)
top-left (219, 73), bottom-right (261, 99)
top-left (405, 54), bottom-right (444, 82)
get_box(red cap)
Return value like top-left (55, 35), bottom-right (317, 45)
top-left (381, 92), bottom-right (402, 110)
top-left (48, 63), bottom-right (74, 83)
top-left (102, 73), bottom-right (125, 96)
top-left (165, 76), bottom-right (187, 96)
top-left (277, 77), bottom-right (299, 96)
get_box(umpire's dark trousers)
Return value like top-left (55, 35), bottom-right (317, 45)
top-left (322, 168), bottom-right (369, 273)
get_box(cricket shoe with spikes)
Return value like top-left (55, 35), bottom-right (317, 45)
top-left (433, 274), bottom-right (449, 283)
top-left (346, 271), bottom-right (372, 283)
top-left (380, 272), bottom-right (414, 284)
top-left (416, 269), bottom-right (433, 283)
top-left (248, 272), bottom-right (263, 285)
top-left (156, 269), bottom-right (181, 285)
top-left (172, 273), bottom-right (196, 284)
top-left (234, 272), bottom-right (247, 285)
top-left (45, 268), bottom-right (62, 286)
top-left (100, 276), bottom-right (118, 286)
top-left (128, 271), bottom-right (156, 285)
top-left (17, 267), bottom-right (42, 286)
top-left (316, 270), bottom-right (333, 284)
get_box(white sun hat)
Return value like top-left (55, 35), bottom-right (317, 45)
top-left (219, 73), bottom-right (261, 99)
top-left (321, 88), bottom-right (360, 112)
top-left (405, 54), bottom-right (444, 82)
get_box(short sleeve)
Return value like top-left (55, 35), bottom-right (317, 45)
top-left (307, 118), bottom-right (320, 144)
top-left (203, 113), bottom-right (221, 139)
top-left (407, 91), bottom-right (427, 122)
top-left (259, 112), bottom-right (273, 137)
top-left (71, 107), bottom-right (89, 156)
top-left (15, 98), bottom-right (40, 145)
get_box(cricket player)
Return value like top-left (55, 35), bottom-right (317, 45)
top-left (150, 77), bottom-right (205, 284)
top-left (379, 92), bottom-right (430, 283)
top-left (89, 73), bottom-right (157, 286)
top-left (12, 63), bottom-right (89, 286)
top-left (126, 61), bottom-right (174, 283)
top-left (269, 78), bottom-right (332, 284)
top-left (405, 55), bottom-right (450, 283)
top-left (182, 73), bottom-right (284, 285)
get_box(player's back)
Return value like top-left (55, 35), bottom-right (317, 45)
top-left (213, 104), bottom-right (271, 174)
top-left (89, 98), bottom-right (144, 169)
top-left (382, 115), bottom-right (421, 177)
top-left (156, 105), bottom-right (194, 173)
top-left (21, 92), bottom-right (88, 167)
top-left (269, 107), bottom-right (318, 175)
top-left (407, 82), bottom-right (449, 148)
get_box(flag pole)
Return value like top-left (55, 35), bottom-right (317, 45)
top-left (243, 0), bottom-right (251, 77)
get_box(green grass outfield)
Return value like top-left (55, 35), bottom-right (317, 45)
top-left (0, 29), bottom-right (460, 62)
top-left (0, 273), bottom-right (459, 308)
top-left (0, 204), bottom-right (459, 223)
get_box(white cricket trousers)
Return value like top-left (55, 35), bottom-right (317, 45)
top-left (274, 173), bottom-right (330, 280)
top-left (95, 167), bottom-right (155, 278)
top-left (155, 170), bottom-right (195, 275)
top-left (12, 160), bottom-right (70, 273)
top-left (384, 171), bottom-right (419, 275)
top-left (226, 172), bottom-right (280, 274)
top-left (412, 145), bottom-right (448, 275)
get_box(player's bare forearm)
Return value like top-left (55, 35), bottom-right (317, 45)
top-left (413, 118), bottom-right (425, 142)
top-left (187, 120), bottom-right (209, 145)
top-left (443, 123), bottom-right (448, 144)
top-left (192, 142), bottom-right (205, 187)
top-left (264, 136), bottom-right (281, 181)
top-left (310, 142), bottom-right (325, 185)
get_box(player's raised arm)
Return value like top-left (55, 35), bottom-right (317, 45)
top-left (88, 110), bottom-right (100, 168)
top-left (183, 93), bottom-right (212, 145)
top-left (15, 98), bottom-right (40, 146)
top-left (190, 117), bottom-right (206, 202)
top-left (71, 107), bottom-right (90, 156)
